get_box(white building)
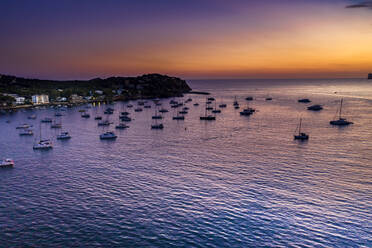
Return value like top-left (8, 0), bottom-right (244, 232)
top-left (15, 97), bottom-right (25, 105)
top-left (32, 95), bottom-right (49, 104)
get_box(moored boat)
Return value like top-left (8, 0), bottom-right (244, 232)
top-left (99, 131), bottom-right (117, 139)
top-left (0, 159), bottom-right (14, 168)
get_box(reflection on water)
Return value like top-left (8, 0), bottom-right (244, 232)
top-left (0, 79), bottom-right (371, 247)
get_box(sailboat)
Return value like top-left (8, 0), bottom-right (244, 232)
top-left (152, 106), bottom-right (163, 119)
top-left (212, 101), bottom-right (221, 113)
top-left (233, 96), bottom-right (240, 109)
top-left (200, 100), bottom-right (216, 120)
top-left (173, 107), bottom-right (185, 120)
top-left (330, 99), bottom-right (353, 126)
top-left (151, 117), bottom-right (164, 129)
top-left (51, 119), bottom-right (62, 128)
top-left (219, 97), bottom-right (227, 108)
top-left (33, 124), bottom-right (53, 149)
top-left (294, 118), bottom-right (309, 140)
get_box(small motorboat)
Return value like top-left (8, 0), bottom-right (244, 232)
top-left (81, 113), bottom-right (90, 118)
top-left (115, 123), bottom-right (129, 129)
top-left (0, 159), bottom-right (14, 168)
top-left (28, 115), bottom-right (37, 120)
top-left (219, 103), bottom-right (227, 108)
top-left (144, 105), bottom-right (151, 108)
top-left (179, 111), bottom-right (188, 115)
top-left (245, 96), bottom-right (253, 101)
top-left (137, 101), bottom-right (145, 106)
top-left (55, 112), bottom-right (63, 117)
top-left (120, 112), bottom-right (130, 116)
top-left (33, 139), bottom-right (53, 150)
top-left (265, 97), bottom-right (272, 101)
top-left (152, 115), bottom-right (163, 119)
top-left (208, 97), bottom-right (215, 101)
top-left (307, 105), bottom-right (323, 111)
top-left (212, 109), bottom-right (221, 113)
top-left (134, 108), bottom-right (143, 112)
top-left (99, 131), bottom-right (117, 140)
top-left (57, 132), bottom-right (71, 140)
top-left (298, 98), bottom-right (311, 103)
top-left (193, 103), bottom-right (199, 106)
top-left (95, 116), bottom-right (102, 120)
top-left (127, 104), bottom-right (133, 108)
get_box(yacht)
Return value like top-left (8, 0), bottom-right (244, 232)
top-left (294, 118), bottom-right (309, 140)
top-left (307, 105), bottom-right (323, 111)
top-left (57, 131), bottom-right (71, 140)
top-left (0, 159), bottom-right (14, 168)
top-left (99, 131), bottom-right (117, 140)
top-left (33, 139), bottom-right (53, 150)
top-left (19, 129), bottom-right (33, 136)
top-left (115, 123), bottom-right (129, 129)
top-left (330, 99), bottom-right (353, 126)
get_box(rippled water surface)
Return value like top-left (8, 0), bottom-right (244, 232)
top-left (0, 79), bottom-right (371, 247)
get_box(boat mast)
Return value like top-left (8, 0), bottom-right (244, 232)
top-left (299, 118), bottom-right (302, 135)
top-left (339, 99), bottom-right (343, 119)
top-left (205, 98), bottom-right (207, 117)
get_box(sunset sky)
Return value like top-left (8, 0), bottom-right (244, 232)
top-left (1, 0), bottom-right (372, 79)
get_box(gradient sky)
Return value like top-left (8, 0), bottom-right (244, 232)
top-left (1, 0), bottom-right (372, 79)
